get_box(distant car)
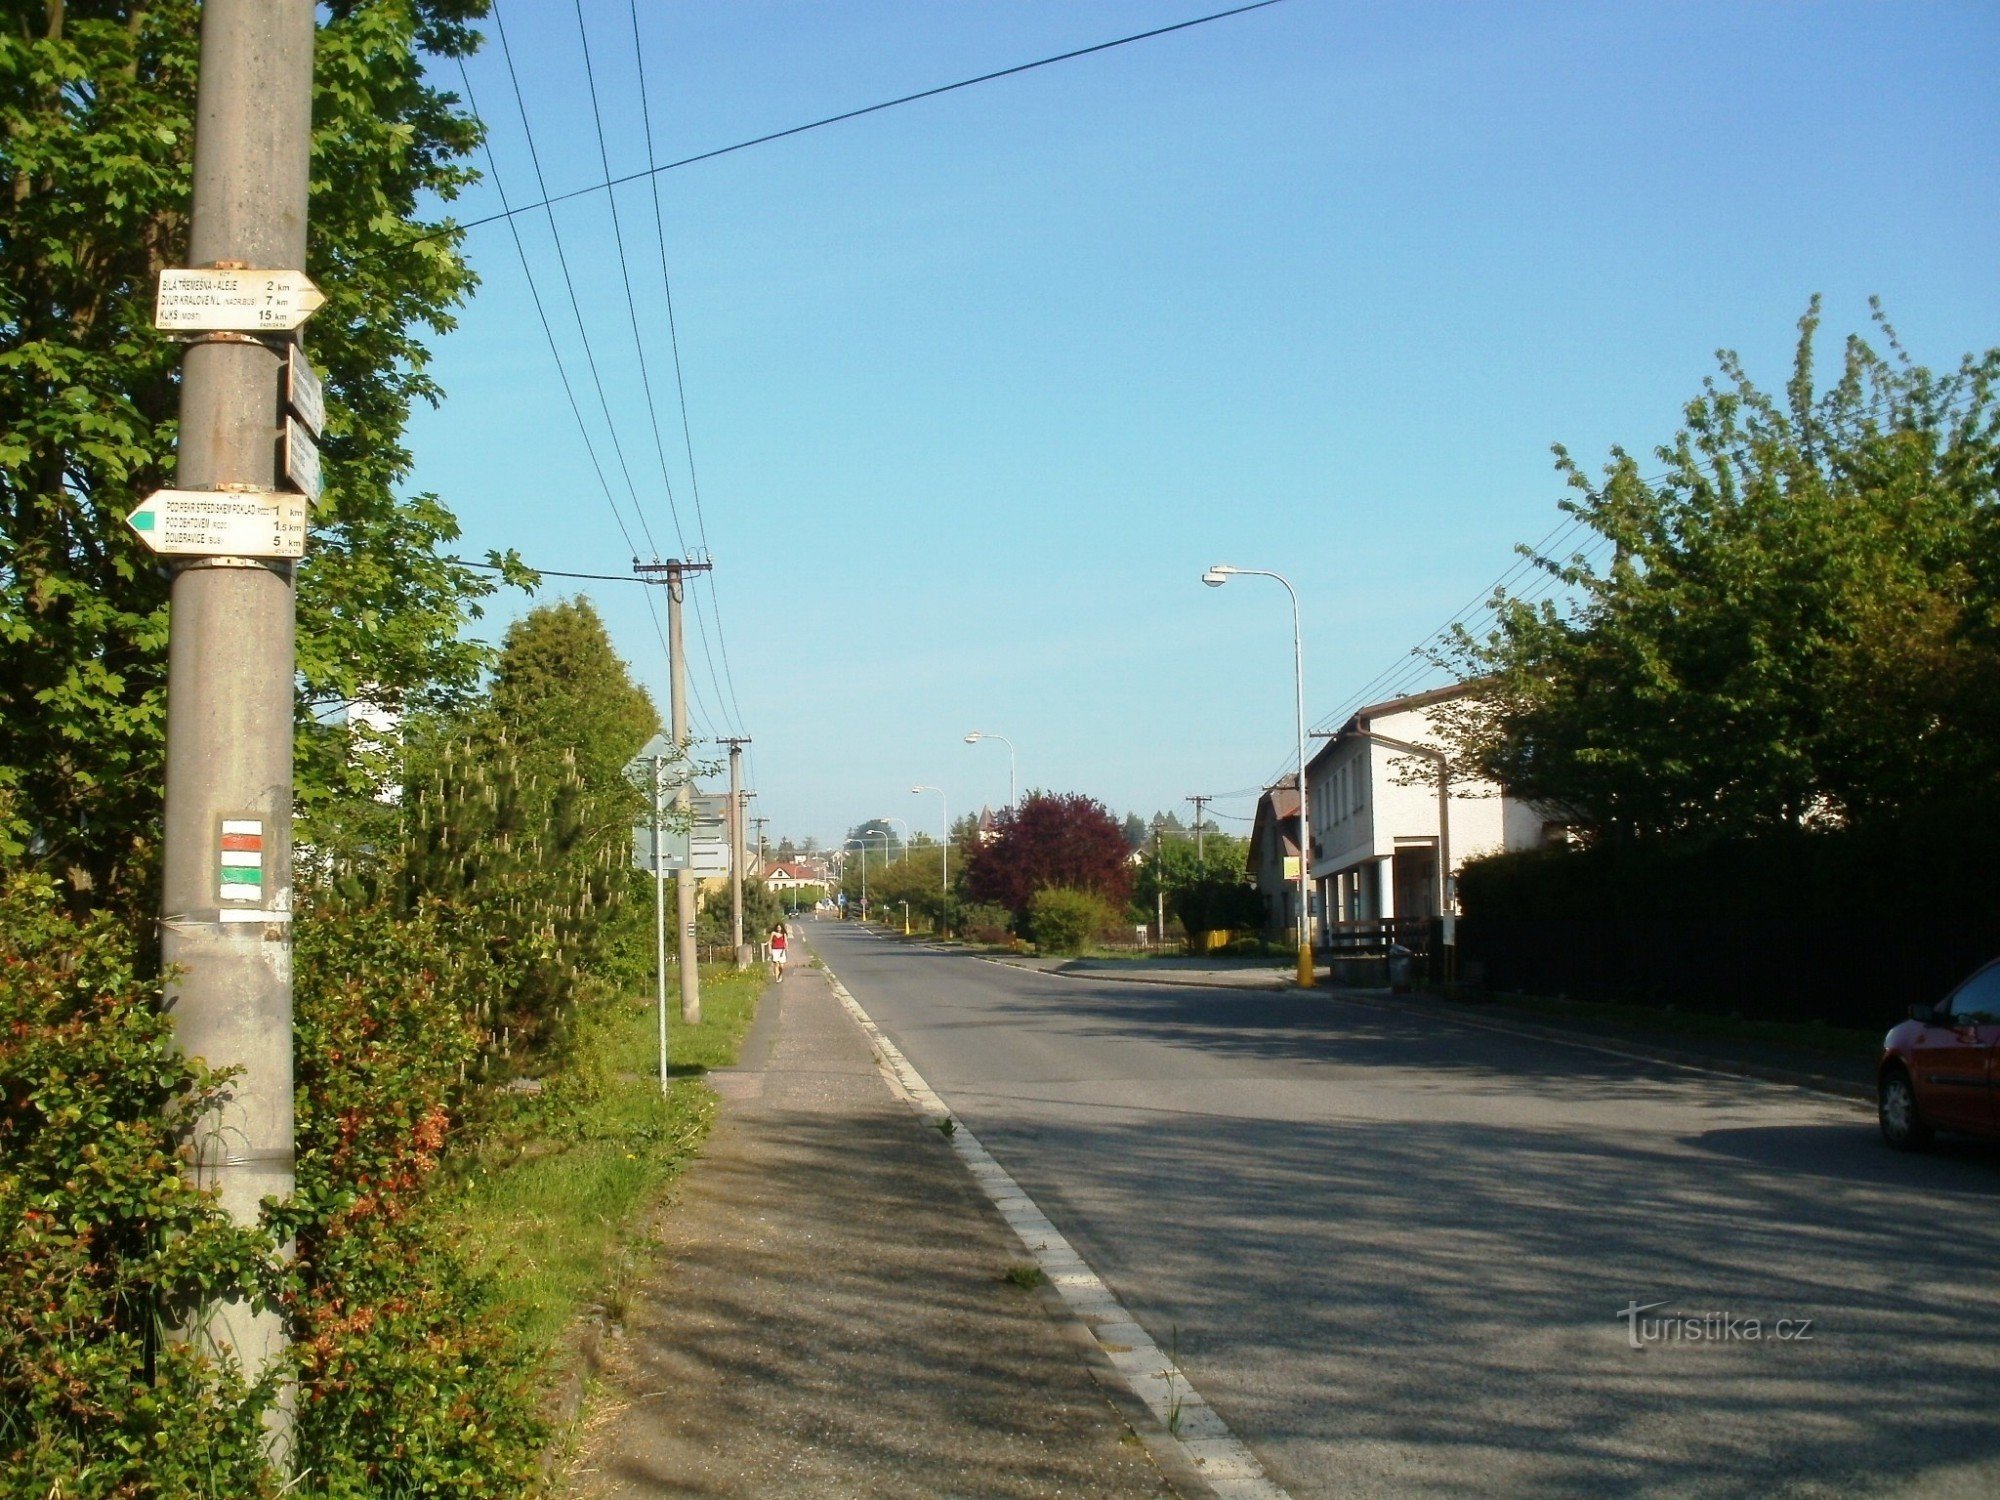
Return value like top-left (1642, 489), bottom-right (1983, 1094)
top-left (1878, 959), bottom-right (2000, 1150)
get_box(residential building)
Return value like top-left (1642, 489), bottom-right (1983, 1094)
top-left (1303, 683), bottom-right (1558, 947)
top-left (1247, 774), bottom-right (1307, 942)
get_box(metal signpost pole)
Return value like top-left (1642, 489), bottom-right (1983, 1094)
top-left (156, 0), bottom-right (316, 1454)
top-left (653, 757), bottom-right (669, 1092)
top-left (723, 737), bottom-right (751, 965)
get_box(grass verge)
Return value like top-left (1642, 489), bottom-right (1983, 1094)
top-left (451, 965), bottom-right (766, 1353)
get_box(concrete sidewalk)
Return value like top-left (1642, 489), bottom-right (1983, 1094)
top-left (571, 962), bottom-right (1181, 1499)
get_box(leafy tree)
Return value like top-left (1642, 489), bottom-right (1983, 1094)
top-left (1120, 811), bottom-right (1149, 850)
top-left (1133, 830), bottom-right (1251, 914)
top-left (965, 792), bottom-right (1131, 927)
top-left (0, 0), bottom-right (508, 905)
top-left (1439, 301), bottom-right (2000, 841)
top-left (392, 599), bottom-right (662, 1045)
top-left (1173, 874), bottom-right (1265, 942)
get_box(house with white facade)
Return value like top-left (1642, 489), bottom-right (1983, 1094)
top-left (1304, 683), bottom-right (1560, 949)
top-left (761, 859), bottom-right (830, 894)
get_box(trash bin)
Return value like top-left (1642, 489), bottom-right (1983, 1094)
top-left (1386, 944), bottom-right (1416, 994)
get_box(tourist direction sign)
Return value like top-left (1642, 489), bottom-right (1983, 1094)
top-left (155, 268), bottom-right (325, 332)
top-left (286, 344), bottom-right (324, 435)
top-left (284, 418), bottom-right (322, 502)
top-left (126, 490), bottom-right (308, 559)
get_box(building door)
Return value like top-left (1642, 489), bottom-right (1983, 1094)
top-left (1393, 845), bottom-right (1437, 922)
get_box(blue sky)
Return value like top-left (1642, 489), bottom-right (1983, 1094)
top-left (401, 0), bottom-right (2000, 849)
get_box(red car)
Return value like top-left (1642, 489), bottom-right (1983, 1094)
top-left (1879, 959), bottom-right (2000, 1150)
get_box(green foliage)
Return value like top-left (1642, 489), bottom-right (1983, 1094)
top-left (453, 967), bottom-right (763, 1351)
top-left (0, 874), bottom-right (556, 1497)
top-left (1457, 795), bottom-right (2000, 1026)
top-left (382, 599), bottom-right (664, 1049)
top-left (1132, 832), bottom-right (1250, 914)
top-left (0, 0), bottom-right (503, 906)
top-left (1027, 886), bottom-right (1117, 956)
top-left (0, 875), bottom-right (280, 1496)
top-left (283, 897), bottom-right (547, 1497)
top-left (1440, 300), bottom-right (2000, 840)
top-left (698, 878), bottom-right (787, 951)
top-left (961, 901), bottom-right (1015, 943)
top-left (1172, 874), bottom-right (1265, 940)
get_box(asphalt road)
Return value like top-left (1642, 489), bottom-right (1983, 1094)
top-left (803, 919), bottom-right (2000, 1500)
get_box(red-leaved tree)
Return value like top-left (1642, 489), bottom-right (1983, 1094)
top-left (964, 793), bottom-right (1132, 926)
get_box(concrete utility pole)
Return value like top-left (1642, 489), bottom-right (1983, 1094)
top-left (721, 737), bottom-right (751, 965)
top-left (634, 557), bottom-right (710, 1022)
top-left (752, 815), bottom-right (769, 868)
top-left (157, 0), bottom-right (315, 1446)
top-left (1187, 794), bottom-right (1210, 868)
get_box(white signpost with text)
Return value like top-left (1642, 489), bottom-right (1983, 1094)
top-left (155, 267), bottom-right (325, 332)
top-left (126, 489), bottom-right (308, 559)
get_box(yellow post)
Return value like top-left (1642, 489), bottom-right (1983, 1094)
top-left (1297, 941), bottom-right (1314, 988)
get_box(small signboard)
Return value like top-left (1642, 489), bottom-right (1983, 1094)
top-left (284, 418), bottom-right (322, 502)
top-left (631, 826), bottom-right (729, 875)
top-left (126, 489), bottom-right (307, 559)
top-left (155, 268), bottom-right (326, 332)
top-left (687, 834), bottom-right (731, 875)
top-left (632, 824), bottom-right (692, 871)
top-left (286, 344), bottom-right (325, 435)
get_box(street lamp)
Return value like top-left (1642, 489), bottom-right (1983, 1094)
top-left (911, 784), bottom-right (948, 896)
top-left (841, 832), bottom-right (891, 920)
top-left (879, 814), bottom-right (911, 862)
top-left (1204, 563), bottom-right (1314, 988)
top-left (963, 730), bottom-right (1017, 809)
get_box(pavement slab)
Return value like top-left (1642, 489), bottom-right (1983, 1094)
top-left (571, 961), bottom-right (1178, 1500)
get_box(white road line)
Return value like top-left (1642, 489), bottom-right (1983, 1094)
top-left (820, 964), bottom-right (1291, 1500)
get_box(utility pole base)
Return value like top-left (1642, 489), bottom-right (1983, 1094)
top-left (1297, 943), bottom-right (1316, 988)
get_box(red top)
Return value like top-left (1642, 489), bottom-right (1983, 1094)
top-left (770, 932), bottom-right (787, 955)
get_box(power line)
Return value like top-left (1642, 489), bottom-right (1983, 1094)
top-left (573, 0), bottom-right (690, 559)
top-left (628, 0), bottom-right (751, 739)
top-left (455, 58), bottom-right (641, 558)
top-left (450, 557), bottom-right (645, 583)
top-left (485, 0), bottom-right (723, 733)
top-left (436, 0), bottom-right (1292, 244)
top-left (489, 0), bottom-right (663, 563)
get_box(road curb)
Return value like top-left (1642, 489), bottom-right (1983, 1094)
top-left (817, 961), bottom-right (1290, 1500)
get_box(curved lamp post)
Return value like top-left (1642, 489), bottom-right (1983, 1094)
top-left (841, 831), bottom-right (891, 920)
top-left (963, 730), bottom-right (1017, 809)
top-left (1204, 563), bottom-right (1314, 988)
top-left (878, 814), bottom-right (911, 862)
top-left (911, 784), bottom-right (948, 896)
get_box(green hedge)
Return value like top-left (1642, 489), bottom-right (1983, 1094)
top-left (1457, 799), bottom-right (2000, 1026)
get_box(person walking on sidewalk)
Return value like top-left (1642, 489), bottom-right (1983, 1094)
top-left (768, 922), bottom-right (788, 981)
